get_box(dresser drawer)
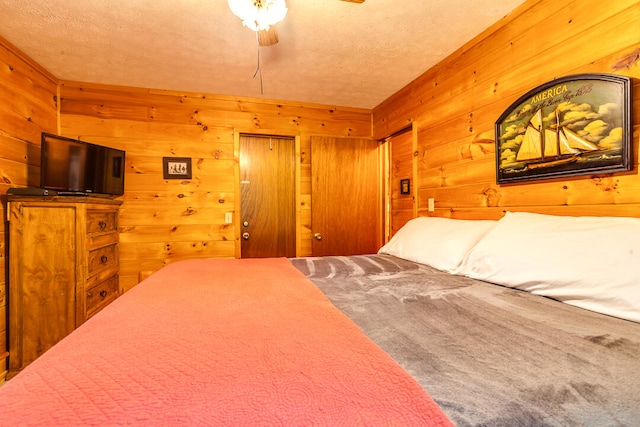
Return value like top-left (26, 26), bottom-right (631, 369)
top-left (86, 275), bottom-right (118, 319)
top-left (86, 210), bottom-right (117, 235)
top-left (88, 232), bottom-right (118, 251)
top-left (88, 244), bottom-right (118, 275)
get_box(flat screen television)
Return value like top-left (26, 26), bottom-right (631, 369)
top-left (40, 132), bottom-right (125, 196)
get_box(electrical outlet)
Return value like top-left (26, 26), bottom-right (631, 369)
top-left (225, 212), bottom-right (233, 224)
top-left (428, 198), bottom-right (435, 212)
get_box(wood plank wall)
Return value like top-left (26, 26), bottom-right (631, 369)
top-left (0, 36), bottom-right (59, 380)
top-left (58, 82), bottom-right (372, 291)
top-left (374, 0), bottom-right (640, 222)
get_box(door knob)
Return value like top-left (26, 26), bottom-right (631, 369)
top-left (242, 232), bottom-right (250, 240)
top-left (314, 233), bottom-right (322, 241)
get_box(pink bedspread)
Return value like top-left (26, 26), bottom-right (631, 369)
top-left (0, 258), bottom-right (452, 426)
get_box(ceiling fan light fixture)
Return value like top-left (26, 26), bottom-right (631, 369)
top-left (228, 0), bottom-right (288, 32)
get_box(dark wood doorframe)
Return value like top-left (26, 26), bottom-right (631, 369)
top-left (379, 123), bottom-right (416, 242)
top-left (237, 133), bottom-right (298, 258)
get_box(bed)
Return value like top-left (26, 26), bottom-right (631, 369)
top-left (1, 211), bottom-right (639, 426)
top-left (291, 211), bottom-right (640, 426)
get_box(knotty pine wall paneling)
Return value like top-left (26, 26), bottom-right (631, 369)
top-left (373, 0), bottom-right (640, 221)
top-left (59, 82), bottom-right (372, 292)
top-left (0, 36), bottom-right (59, 380)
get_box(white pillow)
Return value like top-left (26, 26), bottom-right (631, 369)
top-left (378, 216), bottom-right (497, 272)
top-left (456, 211), bottom-right (640, 323)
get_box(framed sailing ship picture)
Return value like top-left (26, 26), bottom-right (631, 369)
top-left (495, 73), bottom-right (632, 184)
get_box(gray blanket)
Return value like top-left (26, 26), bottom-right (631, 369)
top-left (290, 254), bottom-right (640, 427)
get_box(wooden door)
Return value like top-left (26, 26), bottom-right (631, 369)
top-left (311, 137), bottom-right (380, 256)
top-left (240, 135), bottom-right (296, 258)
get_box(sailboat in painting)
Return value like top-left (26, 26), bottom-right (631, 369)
top-left (516, 108), bottom-right (600, 169)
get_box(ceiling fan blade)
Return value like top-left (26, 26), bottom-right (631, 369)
top-left (258, 26), bottom-right (279, 46)
top-left (340, 0), bottom-right (365, 3)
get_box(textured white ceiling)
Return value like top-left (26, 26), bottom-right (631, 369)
top-left (0, 0), bottom-right (525, 109)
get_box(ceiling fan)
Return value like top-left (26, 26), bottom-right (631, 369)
top-left (256, 0), bottom-right (366, 46)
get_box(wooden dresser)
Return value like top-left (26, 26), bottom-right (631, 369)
top-left (7, 196), bottom-right (122, 379)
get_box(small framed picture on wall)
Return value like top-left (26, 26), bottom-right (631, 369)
top-left (163, 157), bottom-right (192, 179)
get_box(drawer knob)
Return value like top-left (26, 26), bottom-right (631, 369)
top-left (99, 221), bottom-right (107, 230)
top-left (99, 290), bottom-right (108, 300)
top-left (100, 255), bottom-right (108, 263)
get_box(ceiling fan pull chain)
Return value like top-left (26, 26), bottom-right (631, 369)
top-left (252, 32), bottom-right (264, 95)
